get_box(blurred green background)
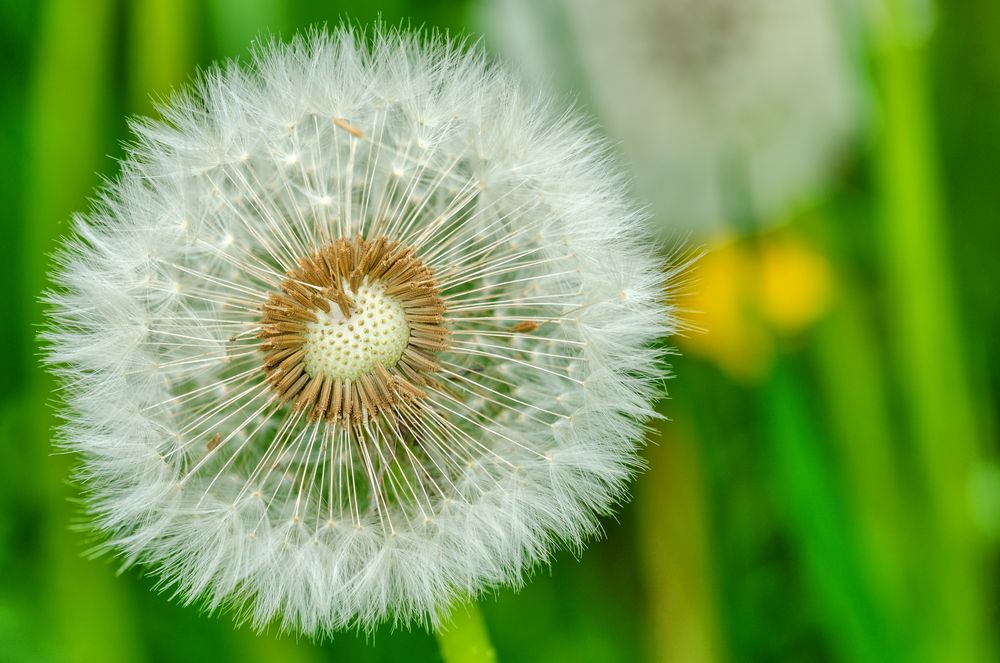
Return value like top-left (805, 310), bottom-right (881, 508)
top-left (1, 0), bottom-right (998, 661)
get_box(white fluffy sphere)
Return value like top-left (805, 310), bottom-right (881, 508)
top-left (44, 28), bottom-right (672, 634)
top-left (486, 0), bottom-right (862, 236)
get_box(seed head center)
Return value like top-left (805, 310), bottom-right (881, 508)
top-left (257, 235), bottom-right (449, 424)
top-left (302, 280), bottom-right (410, 381)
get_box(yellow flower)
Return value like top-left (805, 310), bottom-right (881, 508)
top-left (678, 232), bottom-right (834, 381)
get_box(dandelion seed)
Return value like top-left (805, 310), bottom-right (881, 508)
top-left (486, 0), bottom-right (862, 235)
top-left (44, 28), bottom-right (673, 634)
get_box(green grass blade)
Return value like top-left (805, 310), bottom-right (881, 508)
top-left (127, 0), bottom-right (196, 115)
top-left (638, 415), bottom-right (724, 663)
top-left (872, 1), bottom-right (990, 659)
top-left (435, 602), bottom-right (498, 663)
top-left (24, 0), bottom-right (142, 661)
top-left (765, 358), bottom-right (899, 663)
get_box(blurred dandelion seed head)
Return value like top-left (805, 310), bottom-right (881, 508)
top-left (43, 27), bottom-right (673, 634)
top-left (487, 0), bottom-right (862, 236)
top-left (640, 0), bottom-right (758, 86)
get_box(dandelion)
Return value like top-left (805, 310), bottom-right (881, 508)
top-left (485, 0), bottom-right (862, 235)
top-left (44, 28), bottom-right (673, 634)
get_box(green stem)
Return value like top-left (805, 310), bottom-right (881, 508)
top-left (435, 601), bottom-right (497, 663)
top-left (873, 1), bottom-right (988, 659)
top-left (637, 413), bottom-right (723, 663)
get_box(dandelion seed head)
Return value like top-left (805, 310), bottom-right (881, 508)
top-left (43, 27), bottom-right (674, 634)
top-left (301, 281), bottom-right (410, 382)
top-left (486, 0), bottom-right (862, 235)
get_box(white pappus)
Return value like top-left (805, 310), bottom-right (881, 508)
top-left (43, 27), bottom-right (676, 634)
top-left (485, 0), bottom-right (863, 237)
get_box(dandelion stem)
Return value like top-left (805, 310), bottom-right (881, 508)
top-left (434, 601), bottom-right (497, 663)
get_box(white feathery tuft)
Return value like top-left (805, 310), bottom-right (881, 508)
top-left (485, 0), bottom-right (863, 236)
top-left (43, 27), bottom-right (676, 635)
